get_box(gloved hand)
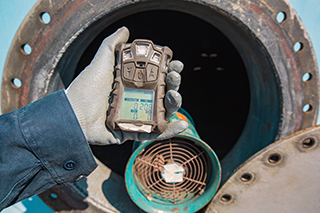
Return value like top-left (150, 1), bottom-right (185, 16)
top-left (65, 27), bottom-right (187, 145)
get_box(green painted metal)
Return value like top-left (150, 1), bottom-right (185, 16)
top-left (126, 109), bottom-right (221, 213)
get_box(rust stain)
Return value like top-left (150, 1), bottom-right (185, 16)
top-left (171, 207), bottom-right (180, 212)
top-left (280, 38), bottom-right (303, 132)
top-left (20, 80), bottom-right (29, 108)
top-left (183, 206), bottom-right (188, 211)
top-left (247, 2), bottom-right (262, 14)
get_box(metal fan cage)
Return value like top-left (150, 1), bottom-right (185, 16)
top-left (132, 138), bottom-right (212, 204)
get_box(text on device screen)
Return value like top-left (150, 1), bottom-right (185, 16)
top-left (120, 88), bottom-right (154, 121)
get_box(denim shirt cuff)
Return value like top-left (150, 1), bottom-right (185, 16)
top-left (18, 90), bottom-right (97, 185)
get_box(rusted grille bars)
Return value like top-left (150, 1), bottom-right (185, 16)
top-left (133, 139), bottom-right (210, 204)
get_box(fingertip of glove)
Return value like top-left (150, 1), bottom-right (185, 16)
top-left (118, 26), bottom-right (129, 33)
top-left (168, 120), bottom-right (188, 134)
top-left (166, 72), bottom-right (181, 89)
top-left (165, 90), bottom-right (182, 107)
top-left (117, 26), bottom-right (130, 40)
top-left (112, 26), bottom-right (130, 44)
top-left (100, 26), bottom-right (130, 50)
top-left (155, 120), bottom-right (188, 141)
top-left (169, 60), bottom-right (184, 73)
top-left (175, 120), bottom-right (188, 132)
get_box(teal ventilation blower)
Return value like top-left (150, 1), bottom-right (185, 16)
top-left (125, 109), bottom-right (221, 212)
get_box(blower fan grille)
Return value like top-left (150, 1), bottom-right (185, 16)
top-left (133, 138), bottom-right (212, 204)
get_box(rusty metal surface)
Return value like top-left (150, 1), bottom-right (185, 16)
top-left (206, 125), bottom-right (320, 213)
top-left (1, 0), bottom-right (319, 212)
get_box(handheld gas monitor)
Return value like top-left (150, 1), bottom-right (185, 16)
top-left (107, 39), bottom-right (173, 133)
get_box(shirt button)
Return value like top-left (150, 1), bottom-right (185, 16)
top-left (64, 160), bottom-right (76, 170)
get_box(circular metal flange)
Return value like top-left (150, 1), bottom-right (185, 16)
top-left (206, 125), bottom-right (320, 212)
top-left (1, 0), bottom-right (319, 212)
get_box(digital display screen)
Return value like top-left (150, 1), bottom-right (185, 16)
top-left (120, 88), bottom-right (154, 121)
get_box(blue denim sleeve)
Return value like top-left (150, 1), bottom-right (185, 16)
top-left (0, 90), bottom-right (98, 210)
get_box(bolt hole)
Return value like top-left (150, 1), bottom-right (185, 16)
top-left (40, 12), bottom-right (51, 24)
top-left (50, 193), bottom-right (58, 199)
top-left (240, 173), bottom-right (253, 182)
top-left (268, 153), bottom-right (281, 164)
top-left (303, 104), bottom-right (312, 112)
top-left (220, 194), bottom-right (232, 203)
top-left (302, 73), bottom-right (312, 82)
top-left (302, 138), bottom-right (316, 148)
top-left (21, 44), bottom-right (32, 55)
top-left (293, 42), bottom-right (303, 52)
top-left (11, 78), bottom-right (22, 88)
top-left (276, 11), bottom-right (286, 23)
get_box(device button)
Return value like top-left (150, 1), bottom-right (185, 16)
top-left (134, 68), bottom-right (146, 82)
top-left (146, 64), bottom-right (158, 81)
top-left (123, 62), bottom-right (135, 80)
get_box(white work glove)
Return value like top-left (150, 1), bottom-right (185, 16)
top-left (65, 27), bottom-right (187, 145)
